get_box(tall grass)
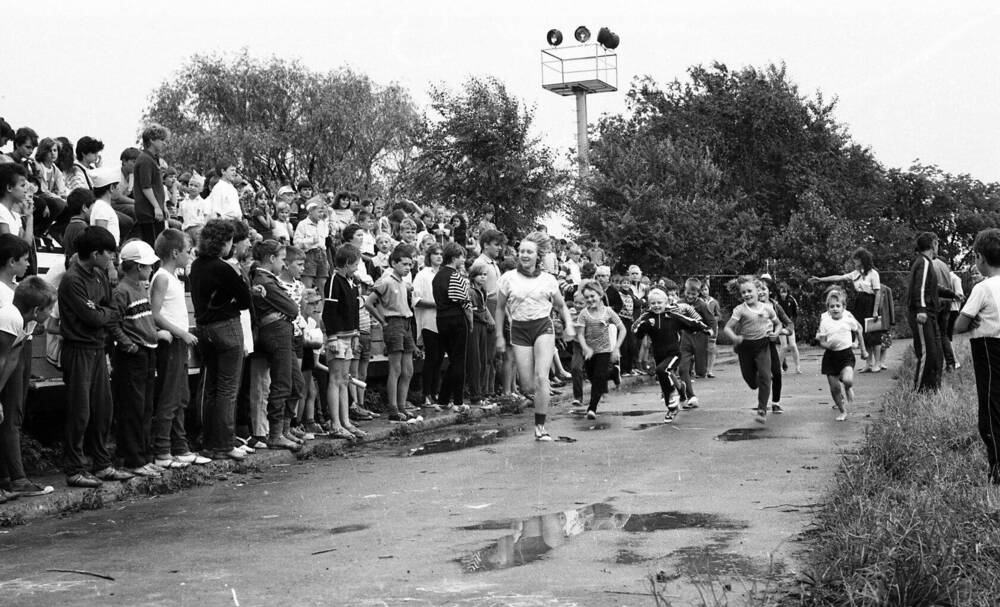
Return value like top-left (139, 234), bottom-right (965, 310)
top-left (798, 353), bottom-right (1000, 605)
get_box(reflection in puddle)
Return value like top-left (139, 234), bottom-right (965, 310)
top-left (571, 410), bottom-right (662, 417)
top-left (459, 504), bottom-right (745, 572)
top-left (716, 428), bottom-right (767, 441)
top-left (407, 427), bottom-right (522, 456)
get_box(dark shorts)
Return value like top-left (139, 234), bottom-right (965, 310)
top-left (302, 248), bottom-right (330, 279)
top-left (383, 317), bottom-right (416, 354)
top-left (821, 347), bottom-right (856, 376)
top-left (510, 317), bottom-right (554, 347)
top-left (355, 331), bottom-right (372, 360)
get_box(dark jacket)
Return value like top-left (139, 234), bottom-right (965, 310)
top-left (632, 308), bottom-right (706, 360)
top-left (58, 260), bottom-right (119, 348)
top-left (190, 256), bottom-right (252, 325)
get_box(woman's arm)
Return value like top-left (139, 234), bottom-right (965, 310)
top-left (810, 273), bottom-right (849, 283)
top-left (494, 290), bottom-right (508, 350)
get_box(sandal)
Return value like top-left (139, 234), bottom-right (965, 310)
top-left (329, 428), bottom-right (357, 440)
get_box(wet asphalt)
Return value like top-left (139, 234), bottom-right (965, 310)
top-left (0, 345), bottom-right (900, 606)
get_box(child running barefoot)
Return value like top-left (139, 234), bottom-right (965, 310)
top-left (723, 276), bottom-right (782, 424)
top-left (816, 288), bottom-right (867, 421)
top-left (633, 283), bottom-right (707, 423)
top-left (575, 280), bottom-right (626, 420)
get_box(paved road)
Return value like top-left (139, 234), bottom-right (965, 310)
top-left (0, 346), bottom-right (900, 606)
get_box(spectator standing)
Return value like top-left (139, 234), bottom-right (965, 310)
top-left (433, 242), bottom-right (473, 411)
top-left (907, 232), bottom-right (949, 392)
top-left (413, 244), bottom-right (443, 409)
top-left (207, 160), bottom-right (242, 221)
top-left (133, 125), bottom-right (169, 246)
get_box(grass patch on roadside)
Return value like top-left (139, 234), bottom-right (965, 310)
top-left (797, 353), bottom-right (1000, 605)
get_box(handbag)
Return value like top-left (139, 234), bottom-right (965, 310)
top-left (864, 316), bottom-right (885, 333)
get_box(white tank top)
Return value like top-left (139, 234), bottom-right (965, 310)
top-left (154, 267), bottom-right (189, 331)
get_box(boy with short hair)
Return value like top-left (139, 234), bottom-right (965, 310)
top-left (58, 226), bottom-right (130, 487)
top-left (294, 198), bottom-right (330, 298)
top-left (677, 277), bottom-right (717, 410)
top-left (0, 277), bottom-right (57, 500)
top-left (150, 229), bottom-right (210, 468)
top-left (60, 188), bottom-right (95, 261)
top-left (365, 244), bottom-right (418, 422)
top-left (956, 229), bottom-right (1000, 484)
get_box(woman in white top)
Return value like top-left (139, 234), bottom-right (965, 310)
top-left (207, 162), bottom-right (242, 220)
top-left (495, 231), bottom-right (576, 441)
top-left (413, 243), bottom-right (444, 409)
top-left (811, 247), bottom-right (884, 372)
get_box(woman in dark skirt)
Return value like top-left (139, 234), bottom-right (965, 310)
top-left (811, 247), bottom-right (884, 372)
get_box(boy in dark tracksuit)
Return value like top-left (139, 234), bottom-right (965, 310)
top-left (633, 283), bottom-right (707, 422)
top-left (57, 226), bottom-right (129, 488)
top-left (908, 232), bottom-right (958, 392)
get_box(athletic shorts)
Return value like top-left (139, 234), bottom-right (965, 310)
top-left (509, 317), bottom-right (554, 347)
top-left (326, 334), bottom-right (357, 361)
top-left (302, 248), bottom-right (330, 279)
top-left (821, 347), bottom-right (856, 376)
top-left (383, 316), bottom-right (416, 354)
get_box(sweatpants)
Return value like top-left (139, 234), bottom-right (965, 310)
top-left (112, 347), bottom-right (157, 469)
top-left (63, 344), bottom-right (114, 476)
top-left (735, 338), bottom-right (772, 410)
top-left (937, 308), bottom-right (956, 368)
top-left (653, 353), bottom-right (682, 406)
top-left (466, 321), bottom-right (490, 402)
top-left (971, 338), bottom-right (1000, 483)
top-left (0, 344), bottom-right (27, 482)
top-left (153, 338), bottom-right (191, 457)
top-left (910, 315), bottom-right (943, 392)
top-left (584, 353), bottom-right (612, 412)
top-left (769, 342), bottom-right (782, 403)
top-left (437, 315), bottom-right (469, 407)
top-left (571, 342), bottom-right (585, 402)
top-left (679, 332), bottom-right (709, 397)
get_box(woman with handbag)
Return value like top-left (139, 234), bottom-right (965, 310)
top-left (810, 247), bottom-right (885, 372)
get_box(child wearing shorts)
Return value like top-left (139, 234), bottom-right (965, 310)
top-left (816, 288), bottom-right (867, 422)
top-left (323, 244), bottom-right (366, 439)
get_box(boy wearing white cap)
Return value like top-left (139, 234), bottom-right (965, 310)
top-left (90, 165), bottom-right (123, 246)
top-left (110, 239), bottom-right (172, 478)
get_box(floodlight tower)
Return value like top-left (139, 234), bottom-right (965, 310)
top-left (541, 26), bottom-right (619, 178)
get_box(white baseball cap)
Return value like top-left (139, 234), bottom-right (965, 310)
top-left (119, 240), bottom-right (159, 265)
top-left (90, 165), bottom-right (121, 189)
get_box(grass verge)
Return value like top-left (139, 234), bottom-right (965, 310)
top-left (796, 352), bottom-right (1000, 605)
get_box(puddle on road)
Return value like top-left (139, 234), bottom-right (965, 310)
top-left (633, 422), bottom-right (669, 431)
top-left (615, 548), bottom-right (653, 564)
top-left (330, 524), bottom-right (369, 535)
top-left (715, 428), bottom-right (767, 441)
top-left (571, 409), bottom-right (662, 417)
top-left (582, 422), bottom-right (613, 431)
top-left (407, 427), bottom-right (523, 456)
top-left (458, 503), bottom-right (746, 573)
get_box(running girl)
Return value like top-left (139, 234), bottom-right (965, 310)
top-left (723, 276), bottom-right (781, 423)
top-left (575, 280), bottom-right (626, 420)
top-left (495, 231), bottom-right (576, 441)
top-left (817, 288), bottom-right (867, 421)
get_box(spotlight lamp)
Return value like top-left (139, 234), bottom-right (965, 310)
top-left (574, 26), bottom-right (591, 43)
top-left (597, 27), bottom-right (620, 49)
top-left (546, 29), bottom-right (563, 46)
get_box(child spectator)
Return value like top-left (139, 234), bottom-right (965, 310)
top-left (272, 202), bottom-right (293, 244)
top-left (293, 198), bottom-right (330, 299)
top-left (150, 229), bottom-right (210, 468)
top-left (0, 277), bottom-right (56, 500)
top-left (111, 240), bottom-right (169, 478)
top-left (60, 188), bottom-right (95, 260)
top-left (277, 245), bottom-right (313, 439)
top-left (633, 284), bottom-right (707, 422)
top-left (328, 192), bottom-right (356, 236)
top-left (575, 280), bottom-right (626, 419)
top-left (249, 239), bottom-right (302, 451)
top-left (413, 244), bottom-right (443, 409)
top-left (357, 209), bottom-right (377, 257)
top-left (433, 242), bottom-right (472, 412)
top-left (0, 163), bottom-right (32, 240)
top-left (955, 228), bottom-right (1000, 483)
top-left (59, 226), bottom-right (131, 486)
top-left (190, 219), bottom-right (252, 461)
top-left (89, 166), bottom-right (123, 246)
top-left (723, 276), bottom-right (782, 424)
top-left (373, 234), bottom-right (393, 271)
top-left (298, 290), bottom-right (327, 434)
top-left (467, 262), bottom-right (496, 409)
top-left (324, 244), bottom-right (367, 438)
top-left (677, 277), bottom-right (718, 410)
top-left (366, 244), bottom-right (420, 421)
top-left (817, 288), bottom-right (866, 422)
top-left (180, 173), bottom-right (207, 232)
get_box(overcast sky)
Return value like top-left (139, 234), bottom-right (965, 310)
top-left (4, 0), bottom-right (999, 183)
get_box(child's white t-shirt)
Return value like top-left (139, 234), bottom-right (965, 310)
top-left (90, 199), bottom-right (120, 245)
top-left (817, 311), bottom-right (860, 351)
top-left (0, 304), bottom-right (26, 347)
top-left (961, 276), bottom-right (1000, 339)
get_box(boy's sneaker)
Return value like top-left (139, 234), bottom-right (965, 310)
top-left (303, 422), bottom-right (326, 436)
top-left (94, 467), bottom-right (135, 482)
top-left (664, 408), bottom-right (678, 423)
top-left (245, 436), bottom-right (269, 450)
top-left (129, 464), bottom-right (162, 478)
top-left (154, 456), bottom-right (191, 469)
top-left (8, 479), bottom-right (54, 497)
top-left (571, 399), bottom-right (581, 407)
top-left (754, 409), bottom-right (767, 424)
top-left (771, 404), bottom-right (784, 414)
top-left (667, 391), bottom-right (680, 410)
top-left (349, 406), bottom-right (374, 421)
top-left (534, 425), bottom-right (553, 441)
top-left (66, 473), bottom-right (102, 489)
top-left (835, 411), bottom-right (848, 422)
top-left (211, 448), bottom-right (246, 461)
top-left (682, 396), bottom-right (699, 410)
top-left (290, 427), bottom-right (314, 441)
top-left (586, 410), bottom-right (597, 420)
top-left (174, 452), bottom-right (212, 466)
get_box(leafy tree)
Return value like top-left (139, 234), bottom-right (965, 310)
top-left (144, 50), bottom-right (420, 193)
top-left (404, 76), bottom-right (569, 235)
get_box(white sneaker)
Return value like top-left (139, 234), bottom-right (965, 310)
top-left (682, 396), bottom-right (699, 410)
top-left (174, 452), bottom-right (212, 465)
top-left (667, 392), bottom-right (680, 409)
top-left (835, 412), bottom-right (848, 422)
top-left (130, 464), bottom-right (162, 478)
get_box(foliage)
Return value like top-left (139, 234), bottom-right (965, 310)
top-left (144, 50), bottom-right (420, 194)
top-left (404, 76), bottom-right (569, 235)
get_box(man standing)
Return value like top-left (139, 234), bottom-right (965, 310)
top-left (908, 232), bottom-right (955, 392)
top-left (133, 125), bottom-right (169, 247)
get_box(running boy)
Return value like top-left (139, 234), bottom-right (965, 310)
top-left (955, 228), bottom-right (1000, 483)
top-left (678, 277), bottom-right (717, 410)
top-left (723, 276), bottom-right (782, 423)
top-left (816, 288), bottom-right (866, 422)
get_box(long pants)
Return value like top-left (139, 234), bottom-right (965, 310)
top-left (571, 342), bottom-right (585, 402)
top-left (62, 344), bottom-right (113, 475)
top-left (679, 332), bottom-right (709, 398)
top-left (619, 319), bottom-right (635, 373)
top-left (421, 329), bottom-right (443, 401)
top-left (483, 326), bottom-right (497, 398)
top-left (466, 321), bottom-right (490, 402)
top-left (706, 336), bottom-right (718, 374)
top-left (197, 318), bottom-right (245, 453)
top-left (653, 353), bottom-right (681, 404)
top-left (437, 315), bottom-right (469, 407)
top-left (971, 337), bottom-right (1000, 483)
top-left (735, 338), bottom-right (772, 410)
top-left (938, 308), bottom-right (956, 367)
top-left (584, 353), bottom-right (612, 412)
top-left (112, 347), bottom-right (156, 469)
top-left (153, 339), bottom-right (191, 457)
top-left (0, 344), bottom-right (27, 482)
top-left (253, 321), bottom-right (295, 438)
top-left (910, 315), bottom-right (943, 392)
top-left (769, 342), bottom-right (782, 403)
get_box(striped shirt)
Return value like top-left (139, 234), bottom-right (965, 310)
top-left (432, 265), bottom-right (471, 320)
top-left (112, 279), bottom-right (158, 349)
